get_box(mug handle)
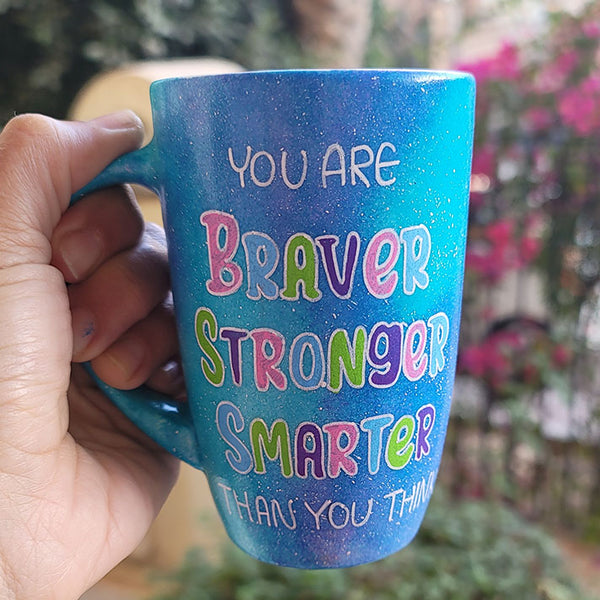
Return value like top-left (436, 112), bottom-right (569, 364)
top-left (71, 142), bottom-right (203, 469)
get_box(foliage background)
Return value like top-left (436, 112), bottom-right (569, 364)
top-left (0, 0), bottom-right (430, 125)
top-left (449, 4), bottom-right (600, 539)
top-left (0, 0), bottom-right (300, 124)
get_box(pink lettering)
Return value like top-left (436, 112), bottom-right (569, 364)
top-left (250, 329), bottom-right (287, 391)
top-left (362, 229), bottom-right (400, 298)
top-left (403, 320), bottom-right (428, 381)
top-left (323, 422), bottom-right (359, 478)
top-left (200, 210), bottom-right (243, 296)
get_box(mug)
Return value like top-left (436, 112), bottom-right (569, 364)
top-left (74, 69), bottom-right (475, 569)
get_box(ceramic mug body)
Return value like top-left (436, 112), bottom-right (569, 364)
top-left (78, 69), bottom-right (475, 568)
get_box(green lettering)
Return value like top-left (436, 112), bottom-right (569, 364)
top-left (386, 416), bottom-right (415, 469)
top-left (328, 327), bottom-right (367, 392)
top-left (194, 307), bottom-right (224, 386)
top-left (281, 233), bottom-right (322, 301)
top-left (251, 419), bottom-right (293, 477)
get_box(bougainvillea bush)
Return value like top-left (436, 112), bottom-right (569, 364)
top-left (456, 3), bottom-right (600, 400)
top-left (449, 5), bottom-right (600, 528)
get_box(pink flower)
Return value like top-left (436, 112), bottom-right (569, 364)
top-left (465, 219), bottom-right (524, 283)
top-left (532, 50), bottom-right (578, 94)
top-left (465, 249), bottom-right (504, 283)
top-left (460, 335), bottom-right (514, 390)
top-left (492, 42), bottom-right (521, 81)
top-left (458, 42), bottom-right (521, 83)
top-left (582, 21), bottom-right (600, 38)
top-left (457, 56), bottom-right (494, 84)
top-left (581, 74), bottom-right (600, 95)
top-left (486, 219), bottom-right (514, 247)
top-left (523, 107), bottom-right (554, 132)
top-left (519, 236), bottom-right (542, 265)
top-left (460, 345), bottom-right (487, 377)
top-left (558, 75), bottom-right (600, 135)
top-left (484, 345), bottom-right (511, 389)
top-left (555, 50), bottom-right (579, 78)
top-left (551, 344), bottom-right (572, 368)
top-left (559, 90), bottom-right (590, 134)
top-left (471, 145), bottom-right (496, 178)
top-left (518, 213), bottom-right (544, 266)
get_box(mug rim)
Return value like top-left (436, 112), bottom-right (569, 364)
top-left (149, 68), bottom-right (474, 91)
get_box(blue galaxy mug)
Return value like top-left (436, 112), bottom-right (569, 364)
top-left (74, 69), bottom-right (475, 568)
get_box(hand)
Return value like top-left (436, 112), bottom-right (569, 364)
top-left (0, 112), bottom-right (181, 600)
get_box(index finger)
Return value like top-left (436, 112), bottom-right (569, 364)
top-left (0, 111), bottom-right (144, 269)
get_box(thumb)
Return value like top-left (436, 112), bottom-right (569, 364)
top-left (0, 111), bottom-right (144, 268)
top-left (0, 112), bottom-right (144, 457)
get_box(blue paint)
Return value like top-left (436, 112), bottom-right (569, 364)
top-left (74, 69), bottom-right (475, 568)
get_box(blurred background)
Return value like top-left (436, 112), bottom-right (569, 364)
top-left (2, 1), bottom-right (599, 598)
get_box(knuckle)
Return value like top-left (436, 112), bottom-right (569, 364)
top-left (1, 113), bottom-right (60, 150)
top-left (0, 114), bottom-right (64, 192)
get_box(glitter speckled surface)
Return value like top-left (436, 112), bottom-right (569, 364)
top-left (82, 70), bottom-right (475, 569)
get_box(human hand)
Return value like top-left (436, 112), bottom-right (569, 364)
top-left (0, 112), bottom-right (181, 600)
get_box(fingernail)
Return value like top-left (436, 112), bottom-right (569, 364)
top-left (92, 110), bottom-right (143, 132)
top-left (147, 360), bottom-right (187, 400)
top-left (160, 360), bottom-right (186, 389)
top-left (60, 229), bottom-right (103, 281)
top-left (71, 307), bottom-right (96, 358)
